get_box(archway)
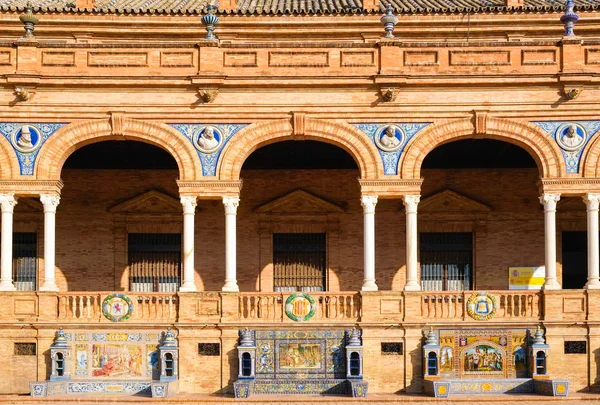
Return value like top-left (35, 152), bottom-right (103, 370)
top-left (402, 138), bottom-right (543, 292)
top-left (35, 118), bottom-right (201, 181)
top-left (55, 140), bottom-right (187, 292)
top-left (399, 118), bottom-right (565, 179)
top-left (217, 118), bottom-right (382, 181)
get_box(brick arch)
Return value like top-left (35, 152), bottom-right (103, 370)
top-left (580, 133), bottom-right (600, 177)
top-left (35, 118), bottom-right (201, 181)
top-left (0, 132), bottom-right (19, 179)
top-left (218, 118), bottom-right (383, 180)
top-left (399, 117), bottom-right (564, 179)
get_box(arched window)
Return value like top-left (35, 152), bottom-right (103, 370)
top-left (427, 352), bottom-right (438, 376)
top-left (55, 353), bottom-right (64, 377)
top-left (165, 353), bottom-right (174, 377)
top-left (241, 353), bottom-right (252, 377)
top-left (349, 352), bottom-right (360, 376)
top-left (535, 351), bottom-right (546, 375)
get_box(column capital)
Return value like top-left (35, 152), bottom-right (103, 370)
top-left (223, 196), bottom-right (240, 215)
top-left (584, 193), bottom-right (600, 211)
top-left (40, 193), bottom-right (60, 213)
top-left (539, 193), bottom-right (560, 211)
top-left (361, 195), bottom-right (378, 214)
top-left (402, 194), bottom-right (421, 213)
top-left (180, 196), bottom-right (197, 214)
top-left (0, 193), bottom-right (17, 213)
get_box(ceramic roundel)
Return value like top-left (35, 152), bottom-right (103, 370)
top-left (102, 293), bottom-right (134, 322)
top-left (466, 292), bottom-right (498, 321)
top-left (285, 292), bottom-right (317, 322)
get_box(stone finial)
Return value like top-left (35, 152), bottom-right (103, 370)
top-left (561, 0), bottom-right (579, 37)
top-left (54, 328), bottom-right (69, 347)
top-left (239, 328), bottom-right (255, 347)
top-left (347, 328), bottom-right (362, 346)
top-left (380, 4), bottom-right (398, 39)
top-left (425, 327), bottom-right (437, 346)
top-left (19, 2), bottom-right (38, 39)
top-left (533, 325), bottom-right (546, 345)
top-left (201, 5), bottom-right (220, 40)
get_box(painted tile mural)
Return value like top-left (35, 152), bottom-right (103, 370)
top-left (63, 331), bottom-right (163, 380)
top-left (437, 328), bottom-right (532, 379)
top-left (255, 330), bottom-right (346, 380)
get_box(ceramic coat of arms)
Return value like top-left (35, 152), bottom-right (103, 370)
top-left (285, 293), bottom-right (317, 322)
top-left (466, 292), bottom-right (498, 321)
top-left (102, 294), bottom-right (134, 322)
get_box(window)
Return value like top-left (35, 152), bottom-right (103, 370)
top-left (381, 342), bottom-right (403, 355)
top-left (14, 343), bottom-right (36, 356)
top-left (420, 232), bottom-right (473, 291)
top-left (349, 352), bottom-right (361, 376)
top-left (564, 341), bottom-right (587, 354)
top-left (562, 231), bottom-right (588, 289)
top-left (198, 343), bottom-right (220, 356)
top-left (12, 232), bottom-right (37, 291)
top-left (241, 352), bottom-right (252, 377)
top-left (128, 233), bottom-right (181, 292)
top-left (273, 233), bottom-right (326, 292)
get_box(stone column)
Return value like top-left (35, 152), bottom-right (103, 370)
top-left (403, 195), bottom-right (421, 291)
top-left (0, 194), bottom-right (17, 291)
top-left (222, 196), bottom-right (240, 292)
top-left (179, 196), bottom-right (197, 292)
top-left (40, 194), bottom-right (60, 291)
top-left (584, 193), bottom-right (600, 289)
top-left (361, 195), bottom-right (378, 291)
top-left (540, 193), bottom-right (561, 290)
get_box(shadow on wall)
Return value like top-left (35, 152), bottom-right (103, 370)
top-left (407, 344), bottom-right (423, 393)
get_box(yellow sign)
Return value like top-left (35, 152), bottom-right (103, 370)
top-left (508, 267), bottom-right (545, 290)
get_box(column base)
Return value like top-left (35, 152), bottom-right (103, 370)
top-left (179, 282), bottom-right (197, 293)
top-left (0, 281), bottom-right (15, 291)
top-left (542, 279), bottom-right (561, 290)
top-left (585, 280), bottom-right (600, 290)
top-left (39, 281), bottom-right (59, 292)
top-left (404, 282), bottom-right (422, 291)
top-left (361, 280), bottom-right (378, 292)
top-left (222, 281), bottom-right (239, 292)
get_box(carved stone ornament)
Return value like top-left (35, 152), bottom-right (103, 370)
top-left (565, 88), bottom-right (582, 100)
top-left (374, 124), bottom-right (405, 153)
top-left (466, 292), bottom-right (498, 321)
top-left (11, 124), bottom-right (42, 154)
top-left (539, 193), bottom-right (560, 211)
top-left (192, 125), bottom-right (224, 154)
top-left (380, 88), bottom-right (398, 102)
top-left (555, 122), bottom-right (587, 152)
top-left (360, 195), bottom-right (378, 214)
top-left (198, 89), bottom-right (219, 103)
top-left (14, 87), bottom-right (33, 102)
top-left (19, 2), bottom-right (38, 39)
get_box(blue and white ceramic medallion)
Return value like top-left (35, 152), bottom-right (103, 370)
top-left (555, 122), bottom-right (586, 152)
top-left (374, 124), bottom-right (405, 153)
top-left (193, 125), bottom-right (224, 154)
top-left (11, 124), bottom-right (42, 154)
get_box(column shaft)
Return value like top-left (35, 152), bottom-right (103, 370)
top-left (584, 193), bottom-right (600, 289)
top-left (540, 193), bottom-right (561, 290)
top-left (361, 195), bottom-right (378, 291)
top-left (0, 194), bottom-right (16, 291)
top-left (180, 196), bottom-right (197, 292)
top-left (40, 194), bottom-right (60, 291)
top-left (223, 196), bottom-right (240, 292)
top-left (403, 195), bottom-right (421, 291)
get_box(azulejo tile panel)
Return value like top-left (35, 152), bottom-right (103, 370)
top-left (353, 123), bottom-right (431, 175)
top-left (447, 378), bottom-right (534, 394)
top-left (0, 122), bottom-right (67, 175)
top-left (169, 123), bottom-right (247, 176)
top-left (253, 379), bottom-right (348, 394)
top-left (533, 120), bottom-right (600, 174)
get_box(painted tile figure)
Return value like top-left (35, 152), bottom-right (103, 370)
top-left (463, 345), bottom-right (503, 373)
top-left (91, 344), bottom-right (143, 377)
top-left (279, 343), bottom-right (321, 369)
top-left (11, 124), bottom-right (41, 153)
top-left (556, 122), bottom-right (587, 151)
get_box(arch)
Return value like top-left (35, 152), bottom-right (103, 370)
top-left (0, 132), bottom-right (19, 179)
top-left (218, 118), bottom-right (383, 180)
top-left (35, 118), bottom-right (202, 181)
top-left (580, 134), bottom-right (600, 177)
top-left (399, 118), bottom-right (565, 179)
